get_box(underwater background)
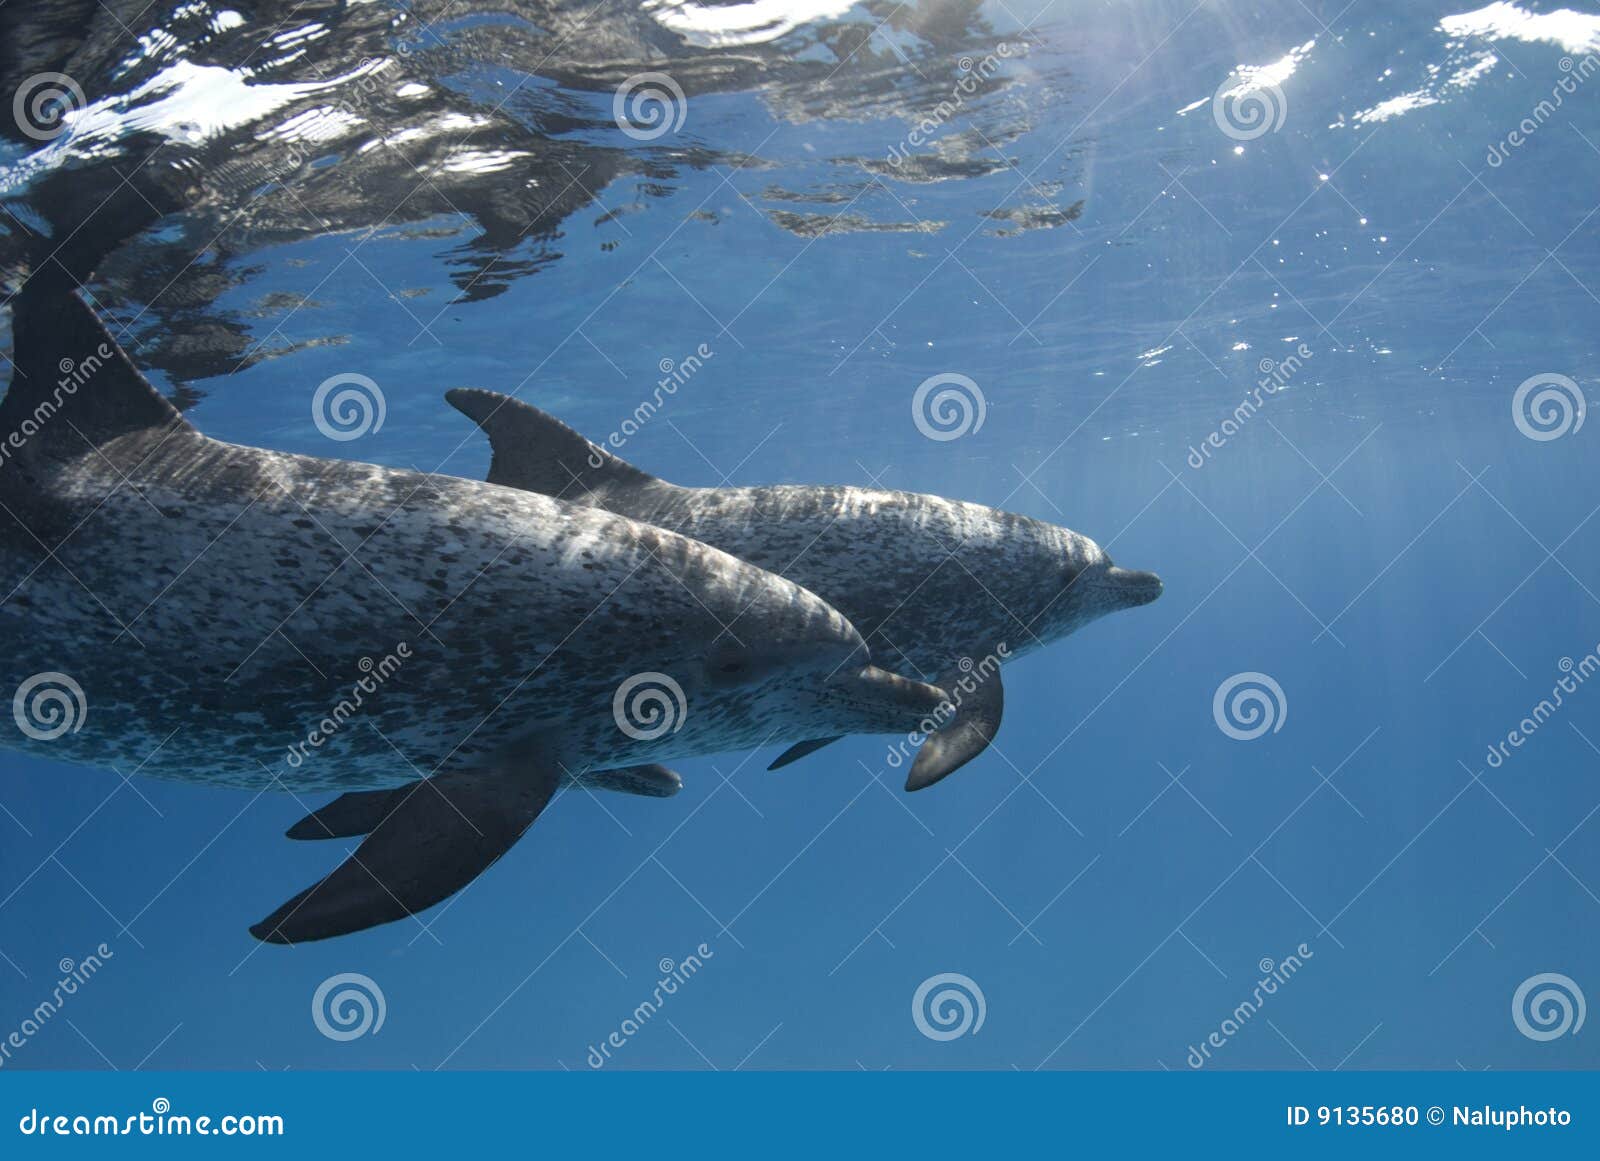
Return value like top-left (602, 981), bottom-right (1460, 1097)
top-left (1, 0), bottom-right (1598, 1069)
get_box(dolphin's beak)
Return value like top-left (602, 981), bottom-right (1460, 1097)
top-left (1104, 566), bottom-right (1163, 606)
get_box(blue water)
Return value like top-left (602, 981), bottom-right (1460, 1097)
top-left (1, 0), bottom-right (1598, 1071)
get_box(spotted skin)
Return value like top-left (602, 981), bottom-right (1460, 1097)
top-left (0, 299), bottom-right (944, 797)
top-left (447, 389), bottom-right (1164, 686)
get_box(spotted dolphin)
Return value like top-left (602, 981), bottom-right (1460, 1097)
top-left (443, 389), bottom-right (1163, 790)
top-left (0, 274), bottom-right (947, 943)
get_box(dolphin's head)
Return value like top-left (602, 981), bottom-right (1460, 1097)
top-left (604, 530), bottom-right (945, 759)
top-left (688, 591), bottom-right (948, 748)
top-left (978, 513), bottom-right (1162, 651)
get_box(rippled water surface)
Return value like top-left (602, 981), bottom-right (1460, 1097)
top-left (2, 0), bottom-right (1598, 1069)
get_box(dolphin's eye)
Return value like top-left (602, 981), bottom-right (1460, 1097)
top-left (718, 659), bottom-right (746, 675)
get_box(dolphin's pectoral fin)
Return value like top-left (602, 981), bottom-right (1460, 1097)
top-left (285, 788), bottom-right (410, 840)
top-left (905, 663), bottom-right (1004, 792)
top-left (767, 737), bottom-right (843, 771)
top-left (587, 764), bottom-right (683, 797)
top-left (250, 756), bottom-right (561, 944)
top-left (446, 388), bottom-right (668, 501)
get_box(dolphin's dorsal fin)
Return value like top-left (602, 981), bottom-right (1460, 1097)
top-left (445, 387), bottom-right (666, 501)
top-left (2, 267), bottom-right (195, 462)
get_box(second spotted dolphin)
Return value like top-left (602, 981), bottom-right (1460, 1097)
top-left (445, 389), bottom-right (1163, 790)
